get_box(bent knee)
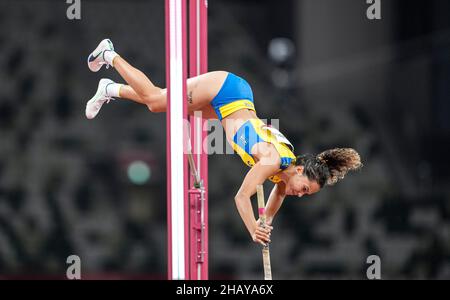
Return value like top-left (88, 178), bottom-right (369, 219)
top-left (143, 95), bottom-right (165, 113)
top-left (146, 102), bottom-right (164, 113)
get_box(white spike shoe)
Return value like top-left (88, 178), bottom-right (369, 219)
top-left (85, 79), bottom-right (115, 119)
top-left (87, 39), bottom-right (115, 72)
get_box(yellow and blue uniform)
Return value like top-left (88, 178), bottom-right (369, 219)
top-left (211, 73), bottom-right (296, 183)
top-left (210, 72), bottom-right (256, 120)
top-left (231, 119), bottom-right (296, 183)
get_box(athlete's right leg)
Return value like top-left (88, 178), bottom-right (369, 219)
top-left (86, 39), bottom-right (228, 118)
top-left (86, 39), bottom-right (164, 110)
top-left (86, 39), bottom-right (166, 118)
top-left (85, 79), bottom-right (164, 119)
top-left (118, 84), bottom-right (166, 112)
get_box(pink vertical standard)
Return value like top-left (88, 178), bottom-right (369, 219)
top-left (188, 0), bottom-right (208, 280)
top-left (166, 0), bottom-right (189, 280)
top-left (166, 0), bottom-right (208, 280)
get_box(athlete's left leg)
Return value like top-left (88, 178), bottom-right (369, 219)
top-left (85, 39), bottom-right (227, 119)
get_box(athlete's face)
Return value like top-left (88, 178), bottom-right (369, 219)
top-left (285, 166), bottom-right (321, 198)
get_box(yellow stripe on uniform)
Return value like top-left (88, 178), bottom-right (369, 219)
top-left (219, 100), bottom-right (256, 119)
top-left (230, 141), bottom-right (256, 168)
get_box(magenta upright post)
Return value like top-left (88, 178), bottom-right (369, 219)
top-left (166, 0), bottom-right (208, 280)
top-left (188, 0), bottom-right (209, 280)
top-left (166, 0), bottom-right (189, 280)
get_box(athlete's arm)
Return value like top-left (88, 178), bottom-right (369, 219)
top-left (234, 160), bottom-right (279, 245)
top-left (264, 183), bottom-right (286, 225)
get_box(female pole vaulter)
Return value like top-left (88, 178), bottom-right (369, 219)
top-left (84, 39), bottom-right (363, 246)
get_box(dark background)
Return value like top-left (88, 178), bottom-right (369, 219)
top-left (0, 0), bottom-right (449, 279)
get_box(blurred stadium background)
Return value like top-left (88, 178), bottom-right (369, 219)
top-left (0, 0), bottom-right (449, 279)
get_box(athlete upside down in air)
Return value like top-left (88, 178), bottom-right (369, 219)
top-left (85, 39), bottom-right (362, 246)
